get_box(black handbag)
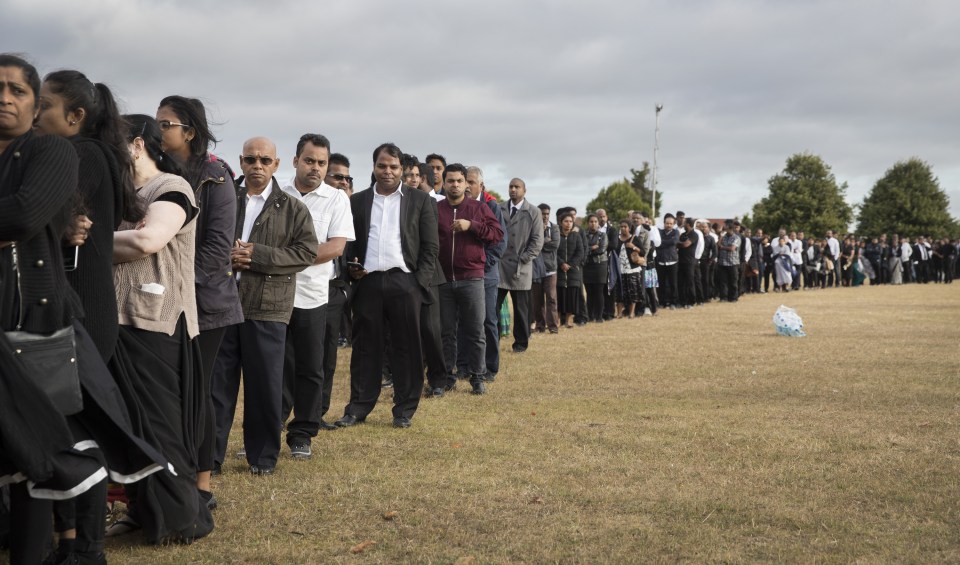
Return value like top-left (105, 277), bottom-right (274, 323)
top-left (5, 326), bottom-right (83, 415)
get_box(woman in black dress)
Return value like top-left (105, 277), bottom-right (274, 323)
top-left (0, 53), bottom-right (165, 565)
top-left (582, 214), bottom-right (608, 322)
top-left (34, 68), bottom-right (151, 565)
top-left (555, 213), bottom-right (584, 329)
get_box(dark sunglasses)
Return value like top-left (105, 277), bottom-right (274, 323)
top-left (241, 155), bottom-right (276, 166)
top-left (327, 173), bottom-right (353, 182)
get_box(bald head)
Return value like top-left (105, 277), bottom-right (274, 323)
top-left (508, 178), bottom-right (526, 204)
top-left (240, 137), bottom-right (279, 194)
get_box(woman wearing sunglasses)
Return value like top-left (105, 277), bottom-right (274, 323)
top-left (155, 96), bottom-right (241, 505)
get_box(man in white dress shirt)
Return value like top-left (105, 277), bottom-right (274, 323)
top-left (280, 134), bottom-right (354, 459)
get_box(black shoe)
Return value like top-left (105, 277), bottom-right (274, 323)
top-left (318, 419), bottom-right (337, 431)
top-left (392, 416), bottom-right (412, 428)
top-left (425, 386), bottom-right (444, 398)
top-left (444, 380), bottom-right (458, 392)
top-left (483, 372), bottom-right (497, 383)
top-left (548, 328), bottom-right (559, 334)
top-left (335, 414), bottom-right (364, 427)
top-left (249, 465), bottom-right (275, 476)
top-left (289, 440), bottom-right (312, 460)
top-left (471, 380), bottom-right (487, 395)
top-left (512, 345), bottom-right (527, 353)
top-left (211, 461), bottom-right (222, 476)
top-left (199, 489), bottom-right (217, 511)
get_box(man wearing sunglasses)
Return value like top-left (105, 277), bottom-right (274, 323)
top-left (211, 136), bottom-right (319, 476)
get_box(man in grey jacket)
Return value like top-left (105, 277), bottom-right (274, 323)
top-left (496, 178), bottom-right (544, 354)
top-left (532, 203), bottom-right (561, 333)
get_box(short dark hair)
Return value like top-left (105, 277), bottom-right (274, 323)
top-left (684, 217), bottom-right (695, 228)
top-left (676, 210), bottom-right (686, 217)
top-left (401, 153), bottom-right (420, 170)
top-left (329, 152), bottom-right (350, 168)
top-left (443, 163), bottom-right (468, 180)
top-left (373, 142), bottom-right (402, 164)
top-left (158, 95), bottom-right (220, 157)
top-left (537, 203), bottom-right (551, 212)
top-left (664, 213), bottom-right (676, 221)
top-left (0, 53), bottom-right (40, 105)
top-left (295, 133), bottom-right (330, 157)
top-left (425, 153), bottom-right (446, 166)
top-left (418, 163), bottom-right (434, 187)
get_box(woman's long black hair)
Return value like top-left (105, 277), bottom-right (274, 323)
top-left (43, 70), bottom-right (146, 223)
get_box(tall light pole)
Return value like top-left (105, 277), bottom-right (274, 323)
top-left (651, 103), bottom-right (663, 220)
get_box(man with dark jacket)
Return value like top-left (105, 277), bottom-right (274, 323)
top-left (335, 143), bottom-right (439, 429)
top-left (212, 137), bottom-right (318, 475)
top-left (463, 166), bottom-right (507, 382)
top-left (532, 203), bottom-right (561, 333)
top-left (656, 214), bottom-right (680, 308)
top-left (436, 164), bottom-right (503, 395)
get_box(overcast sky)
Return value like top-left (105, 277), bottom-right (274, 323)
top-left (5, 0), bottom-right (959, 224)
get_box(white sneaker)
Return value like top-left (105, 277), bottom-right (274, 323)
top-left (643, 308), bottom-right (652, 317)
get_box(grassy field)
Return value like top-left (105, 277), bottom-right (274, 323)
top-left (106, 284), bottom-right (960, 564)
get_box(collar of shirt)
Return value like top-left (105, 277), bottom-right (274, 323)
top-left (510, 199), bottom-right (525, 213)
top-left (281, 179), bottom-right (335, 201)
top-left (375, 182), bottom-right (404, 198)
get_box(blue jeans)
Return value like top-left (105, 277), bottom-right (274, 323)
top-left (441, 278), bottom-right (486, 378)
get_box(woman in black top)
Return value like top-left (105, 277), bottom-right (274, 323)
top-left (556, 213), bottom-right (584, 329)
top-left (34, 67), bottom-right (150, 565)
top-left (582, 214), bottom-right (608, 322)
top-left (0, 53), bottom-right (165, 565)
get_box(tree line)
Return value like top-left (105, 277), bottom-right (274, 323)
top-left (587, 154), bottom-right (959, 238)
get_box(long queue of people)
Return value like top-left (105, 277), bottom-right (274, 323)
top-left (1, 52), bottom-right (957, 564)
top-left (520, 214), bottom-right (959, 331)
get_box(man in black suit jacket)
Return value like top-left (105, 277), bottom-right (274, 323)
top-left (335, 143), bottom-right (439, 429)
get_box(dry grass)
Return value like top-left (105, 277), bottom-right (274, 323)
top-left (104, 285), bottom-right (960, 564)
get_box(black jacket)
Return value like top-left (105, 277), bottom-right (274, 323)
top-left (556, 231), bottom-right (585, 288)
top-left (345, 184), bottom-right (439, 302)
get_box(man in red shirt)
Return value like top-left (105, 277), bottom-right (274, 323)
top-left (435, 163), bottom-right (504, 395)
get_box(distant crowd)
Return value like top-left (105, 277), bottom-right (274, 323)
top-left (0, 52), bottom-right (956, 565)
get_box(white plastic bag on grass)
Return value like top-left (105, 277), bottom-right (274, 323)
top-left (773, 305), bottom-right (806, 337)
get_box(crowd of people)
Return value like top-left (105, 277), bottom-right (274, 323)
top-left (0, 52), bottom-right (957, 563)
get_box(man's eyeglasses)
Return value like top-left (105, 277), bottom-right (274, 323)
top-left (327, 173), bottom-right (353, 182)
top-left (158, 120), bottom-right (190, 131)
top-left (241, 155), bottom-right (276, 166)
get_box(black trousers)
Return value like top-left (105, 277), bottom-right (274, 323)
top-left (8, 483), bottom-right (53, 564)
top-left (212, 319), bottom-right (287, 468)
top-left (656, 263), bottom-right (678, 306)
top-left (282, 304), bottom-right (328, 445)
top-left (320, 284), bottom-right (348, 418)
top-left (420, 284), bottom-right (448, 389)
top-left (585, 282), bottom-right (605, 321)
top-left (497, 288), bottom-right (531, 350)
top-left (347, 270), bottom-right (424, 420)
top-left (678, 260), bottom-right (697, 306)
top-left (195, 326), bottom-right (225, 472)
top-left (719, 265), bottom-right (739, 301)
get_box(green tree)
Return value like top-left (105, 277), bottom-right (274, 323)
top-left (751, 153), bottom-right (854, 236)
top-left (856, 158), bottom-right (959, 238)
top-left (628, 162), bottom-right (662, 216)
top-left (586, 179), bottom-right (647, 223)
top-left (485, 188), bottom-right (505, 204)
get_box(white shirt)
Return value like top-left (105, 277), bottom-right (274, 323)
top-left (365, 183), bottom-right (408, 273)
top-left (282, 181), bottom-right (355, 309)
top-left (743, 236), bottom-right (753, 262)
top-left (901, 242), bottom-right (913, 260)
top-left (827, 237), bottom-right (840, 260)
top-left (430, 191), bottom-right (444, 202)
top-left (694, 230), bottom-right (704, 260)
top-left (508, 198), bottom-right (526, 219)
top-left (237, 180), bottom-right (273, 280)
